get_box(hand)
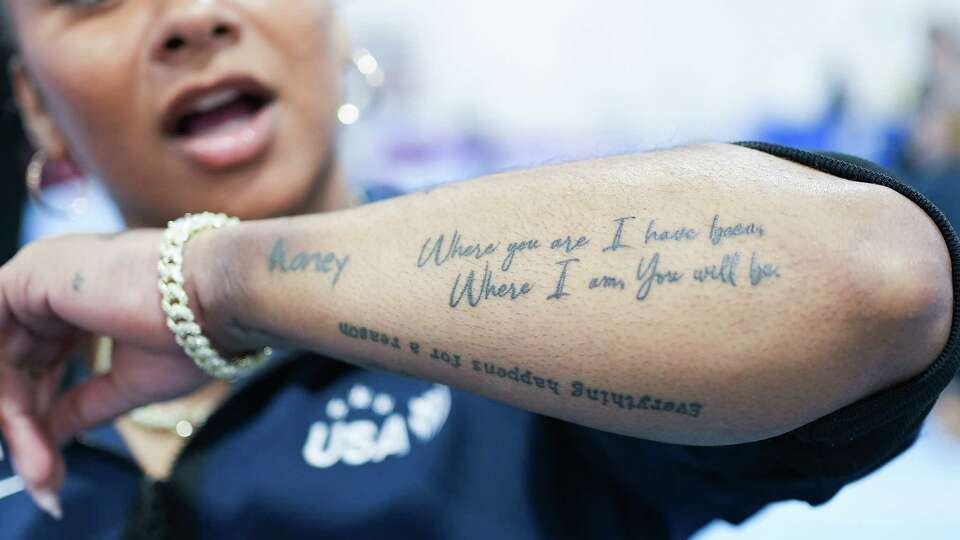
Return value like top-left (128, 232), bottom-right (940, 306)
top-left (0, 230), bottom-right (216, 517)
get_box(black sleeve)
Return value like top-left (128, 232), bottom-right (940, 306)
top-left (735, 141), bottom-right (960, 452)
top-left (543, 142), bottom-right (960, 539)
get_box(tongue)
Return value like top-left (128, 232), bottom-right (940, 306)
top-left (182, 99), bottom-right (259, 137)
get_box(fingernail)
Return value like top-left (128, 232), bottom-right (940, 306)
top-left (33, 489), bottom-right (63, 520)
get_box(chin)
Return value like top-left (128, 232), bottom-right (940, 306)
top-left (213, 172), bottom-right (327, 220)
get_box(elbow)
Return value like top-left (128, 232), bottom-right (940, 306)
top-left (877, 254), bottom-right (952, 383)
top-left (846, 186), bottom-right (954, 388)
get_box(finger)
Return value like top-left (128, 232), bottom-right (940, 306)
top-left (1, 324), bottom-right (68, 377)
top-left (34, 362), bottom-right (68, 417)
top-left (2, 278), bottom-right (76, 342)
top-left (49, 345), bottom-right (206, 445)
top-left (0, 326), bottom-right (76, 414)
top-left (0, 323), bottom-right (71, 517)
top-left (0, 370), bottom-right (63, 519)
top-left (47, 370), bottom-right (136, 447)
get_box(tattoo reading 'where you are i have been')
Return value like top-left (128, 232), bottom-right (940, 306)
top-left (415, 213), bottom-right (780, 309)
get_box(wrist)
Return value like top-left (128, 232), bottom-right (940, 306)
top-left (181, 223), bottom-right (262, 355)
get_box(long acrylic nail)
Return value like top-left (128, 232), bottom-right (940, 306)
top-left (33, 489), bottom-right (63, 520)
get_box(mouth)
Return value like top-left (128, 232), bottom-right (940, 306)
top-left (162, 76), bottom-right (279, 170)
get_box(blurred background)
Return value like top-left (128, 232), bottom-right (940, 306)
top-left (329, 2), bottom-right (960, 538)
top-left (3, 0), bottom-right (960, 537)
top-left (334, 0), bottom-right (960, 192)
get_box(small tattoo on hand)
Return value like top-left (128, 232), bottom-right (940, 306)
top-left (72, 272), bottom-right (84, 292)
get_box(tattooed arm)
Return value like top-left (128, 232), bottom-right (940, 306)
top-left (183, 143), bottom-right (953, 446)
top-left (0, 143), bottom-right (953, 506)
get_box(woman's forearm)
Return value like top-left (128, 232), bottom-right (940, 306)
top-left (193, 144), bottom-right (953, 445)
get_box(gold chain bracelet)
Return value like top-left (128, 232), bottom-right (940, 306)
top-left (158, 212), bottom-right (271, 379)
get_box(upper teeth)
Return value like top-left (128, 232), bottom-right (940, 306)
top-left (189, 89), bottom-right (241, 115)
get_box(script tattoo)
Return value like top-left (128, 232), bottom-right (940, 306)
top-left (416, 230), bottom-right (499, 269)
top-left (547, 258), bottom-right (579, 301)
top-left (268, 238), bottom-right (350, 287)
top-left (644, 219), bottom-right (698, 244)
top-left (603, 216), bottom-right (636, 252)
top-left (550, 235), bottom-right (590, 253)
top-left (72, 272), bottom-right (84, 292)
top-left (417, 212), bottom-right (781, 310)
top-left (749, 252), bottom-right (780, 285)
top-left (709, 214), bottom-right (764, 246)
top-left (693, 252), bottom-right (740, 286)
top-left (448, 264), bottom-right (533, 308)
top-left (501, 239), bottom-right (540, 272)
top-left (337, 320), bottom-right (705, 419)
top-left (635, 252), bottom-right (684, 301)
top-left (588, 275), bottom-right (626, 290)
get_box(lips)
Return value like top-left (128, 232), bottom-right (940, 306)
top-left (162, 76), bottom-right (279, 170)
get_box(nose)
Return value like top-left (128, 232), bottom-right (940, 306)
top-left (152, 1), bottom-right (241, 64)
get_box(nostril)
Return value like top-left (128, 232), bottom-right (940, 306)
top-left (159, 22), bottom-right (235, 57)
top-left (164, 35), bottom-right (187, 52)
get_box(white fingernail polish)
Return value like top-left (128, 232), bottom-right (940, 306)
top-left (34, 489), bottom-right (63, 520)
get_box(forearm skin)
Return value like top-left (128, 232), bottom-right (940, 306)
top-left (193, 144), bottom-right (953, 446)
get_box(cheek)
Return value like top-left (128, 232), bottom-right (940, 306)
top-left (29, 36), bottom-right (147, 175)
top-left (271, 4), bottom-right (341, 110)
top-left (264, 4), bottom-right (342, 163)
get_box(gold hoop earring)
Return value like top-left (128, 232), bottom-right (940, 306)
top-left (338, 48), bottom-right (385, 126)
top-left (25, 150), bottom-right (90, 218)
top-left (25, 150), bottom-right (47, 201)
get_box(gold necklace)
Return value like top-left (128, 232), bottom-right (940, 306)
top-left (92, 337), bottom-right (215, 439)
top-left (127, 401), bottom-right (212, 439)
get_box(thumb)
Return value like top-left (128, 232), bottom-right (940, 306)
top-left (48, 344), bottom-right (207, 446)
top-left (48, 370), bottom-right (138, 447)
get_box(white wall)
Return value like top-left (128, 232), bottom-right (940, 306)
top-left (339, 0), bottom-right (960, 147)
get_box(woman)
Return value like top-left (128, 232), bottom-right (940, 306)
top-left (0, 1), bottom-right (957, 539)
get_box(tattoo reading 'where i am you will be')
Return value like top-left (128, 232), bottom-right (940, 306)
top-left (416, 213), bottom-right (782, 309)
